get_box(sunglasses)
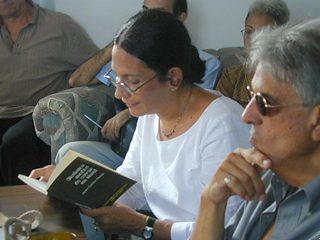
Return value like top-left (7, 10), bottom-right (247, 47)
top-left (246, 85), bottom-right (306, 116)
top-left (104, 69), bottom-right (157, 95)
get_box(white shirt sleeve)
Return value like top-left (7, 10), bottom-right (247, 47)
top-left (171, 222), bottom-right (195, 240)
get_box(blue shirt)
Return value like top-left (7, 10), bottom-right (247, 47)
top-left (225, 170), bottom-right (320, 240)
top-left (95, 61), bottom-right (113, 86)
top-left (95, 48), bottom-right (221, 89)
top-left (195, 48), bottom-right (221, 89)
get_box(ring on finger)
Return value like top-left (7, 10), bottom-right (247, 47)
top-left (223, 175), bottom-right (232, 185)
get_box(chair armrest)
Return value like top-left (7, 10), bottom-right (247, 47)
top-left (33, 84), bottom-right (115, 163)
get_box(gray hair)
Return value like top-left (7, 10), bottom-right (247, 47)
top-left (246, 0), bottom-right (290, 26)
top-left (249, 17), bottom-right (320, 106)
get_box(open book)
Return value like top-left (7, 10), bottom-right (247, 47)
top-left (18, 150), bottom-right (136, 208)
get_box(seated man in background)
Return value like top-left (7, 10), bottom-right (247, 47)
top-left (63, 0), bottom-right (222, 168)
top-left (216, 0), bottom-right (289, 107)
top-left (192, 17), bottom-right (320, 240)
top-left (0, 0), bottom-right (98, 185)
top-left (69, 0), bottom-right (221, 90)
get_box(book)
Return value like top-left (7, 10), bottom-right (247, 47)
top-left (18, 150), bottom-right (136, 208)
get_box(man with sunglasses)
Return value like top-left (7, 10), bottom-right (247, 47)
top-left (191, 18), bottom-right (320, 240)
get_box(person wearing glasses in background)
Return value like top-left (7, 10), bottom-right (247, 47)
top-left (30, 10), bottom-right (250, 239)
top-left (216, 0), bottom-right (289, 107)
top-left (191, 17), bottom-right (320, 240)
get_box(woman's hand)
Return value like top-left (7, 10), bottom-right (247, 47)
top-left (203, 147), bottom-right (272, 205)
top-left (101, 109), bottom-right (131, 142)
top-left (81, 203), bottom-right (146, 235)
top-left (29, 165), bottom-right (56, 182)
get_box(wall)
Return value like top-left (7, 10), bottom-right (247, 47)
top-left (34, 0), bottom-right (320, 50)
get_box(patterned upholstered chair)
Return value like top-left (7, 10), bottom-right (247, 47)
top-left (32, 84), bottom-right (115, 163)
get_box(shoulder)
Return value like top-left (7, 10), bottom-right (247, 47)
top-left (221, 63), bottom-right (246, 77)
top-left (216, 63), bottom-right (246, 91)
top-left (37, 6), bottom-right (83, 30)
top-left (196, 95), bottom-right (244, 128)
top-left (207, 95), bottom-right (244, 117)
top-left (37, 5), bottom-right (71, 21)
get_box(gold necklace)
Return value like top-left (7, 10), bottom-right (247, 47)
top-left (160, 87), bottom-right (193, 138)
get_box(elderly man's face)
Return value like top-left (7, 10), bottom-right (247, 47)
top-left (0, 0), bottom-right (26, 18)
top-left (243, 14), bottom-right (275, 49)
top-left (242, 64), bottom-right (316, 168)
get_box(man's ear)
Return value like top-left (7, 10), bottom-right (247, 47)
top-left (167, 67), bottom-right (183, 91)
top-left (311, 105), bottom-right (320, 141)
top-left (177, 12), bottom-right (187, 23)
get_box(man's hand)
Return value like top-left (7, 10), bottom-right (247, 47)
top-left (203, 147), bottom-right (272, 205)
top-left (101, 109), bottom-right (131, 142)
top-left (191, 148), bottom-right (272, 240)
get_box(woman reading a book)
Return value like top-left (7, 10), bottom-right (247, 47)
top-left (29, 9), bottom-right (250, 239)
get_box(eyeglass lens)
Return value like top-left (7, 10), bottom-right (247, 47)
top-left (255, 94), bottom-right (267, 115)
top-left (247, 86), bottom-right (267, 116)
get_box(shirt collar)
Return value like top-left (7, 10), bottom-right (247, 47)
top-left (271, 173), bottom-right (320, 212)
top-left (301, 175), bottom-right (320, 211)
top-left (270, 173), bottom-right (292, 206)
top-left (29, 3), bottom-right (39, 26)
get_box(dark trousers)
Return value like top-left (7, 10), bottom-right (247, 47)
top-left (0, 114), bottom-right (51, 185)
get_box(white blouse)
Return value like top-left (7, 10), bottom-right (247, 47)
top-left (117, 96), bottom-right (251, 240)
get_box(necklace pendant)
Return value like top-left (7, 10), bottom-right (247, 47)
top-left (163, 129), bottom-right (175, 138)
top-left (160, 86), bottom-right (193, 139)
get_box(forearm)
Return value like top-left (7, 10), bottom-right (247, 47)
top-left (69, 41), bottom-right (113, 87)
top-left (191, 196), bottom-right (227, 240)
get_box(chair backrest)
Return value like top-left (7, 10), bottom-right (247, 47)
top-left (217, 47), bottom-right (246, 68)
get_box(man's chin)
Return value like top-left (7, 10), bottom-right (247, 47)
top-left (249, 134), bottom-right (257, 147)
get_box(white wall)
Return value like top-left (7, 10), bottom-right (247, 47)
top-left (34, 0), bottom-right (320, 50)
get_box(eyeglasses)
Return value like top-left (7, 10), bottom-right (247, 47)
top-left (240, 28), bottom-right (254, 38)
top-left (104, 69), bottom-right (157, 95)
top-left (246, 85), bottom-right (307, 116)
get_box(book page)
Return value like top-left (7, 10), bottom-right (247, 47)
top-left (17, 174), bottom-right (48, 195)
